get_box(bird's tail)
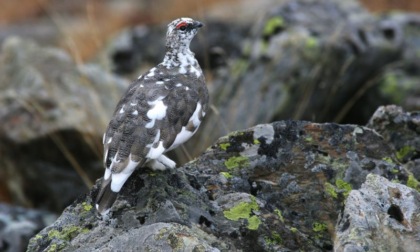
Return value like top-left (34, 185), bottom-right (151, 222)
top-left (95, 178), bottom-right (118, 214)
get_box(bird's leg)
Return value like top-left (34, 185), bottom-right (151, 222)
top-left (147, 155), bottom-right (176, 171)
top-left (157, 155), bottom-right (176, 169)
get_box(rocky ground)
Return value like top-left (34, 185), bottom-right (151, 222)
top-left (0, 0), bottom-right (419, 251)
top-left (26, 105), bottom-right (420, 251)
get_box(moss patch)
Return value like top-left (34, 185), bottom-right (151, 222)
top-left (312, 222), bottom-right (327, 232)
top-left (223, 196), bottom-right (261, 230)
top-left (274, 209), bottom-right (284, 223)
top-left (407, 174), bottom-right (420, 191)
top-left (48, 226), bottom-right (89, 242)
top-left (224, 156), bottom-right (250, 170)
top-left (265, 231), bottom-right (283, 245)
top-left (82, 202), bottom-right (92, 211)
top-left (220, 172), bottom-right (233, 179)
top-left (324, 182), bottom-right (338, 199)
top-left (335, 179), bottom-right (352, 197)
top-left (324, 179), bottom-right (352, 199)
top-left (263, 17), bottom-right (284, 37)
top-left (220, 143), bottom-right (231, 151)
top-left (396, 146), bottom-right (416, 162)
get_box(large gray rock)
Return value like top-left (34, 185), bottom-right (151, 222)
top-left (335, 174), bottom-right (420, 252)
top-left (0, 37), bottom-right (128, 212)
top-left (27, 120), bottom-right (410, 251)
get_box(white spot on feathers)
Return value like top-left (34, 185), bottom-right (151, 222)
top-left (138, 74), bottom-right (142, 79)
top-left (110, 155), bottom-right (139, 192)
top-left (167, 126), bottom-right (194, 151)
top-left (176, 83), bottom-right (183, 87)
top-left (104, 168), bottom-right (111, 180)
top-left (147, 67), bottom-right (156, 77)
top-left (130, 102), bottom-right (137, 106)
top-left (119, 105), bottom-right (125, 114)
top-left (191, 103), bottom-right (202, 127)
top-left (132, 110), bottom-right (138, 116)
top-left (107, 138), bottom-right (112, 144)
top-left (185, 87), bottom-right (189, 90)
top-left (156, 81), bottom-right (164, 85)
top-left (145, 98), bottom-right (167, 128)
top-left (146, 141), bottom-right (165, 159)
top-left (140, 84), bottom-right (144, 88)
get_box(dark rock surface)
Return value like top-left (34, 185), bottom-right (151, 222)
top-left (0, 37), bottom-right (128, 212)
top-left (0, 203), bottom-right (56, 252)
top-left (27, 118), bottom-right (419, 251)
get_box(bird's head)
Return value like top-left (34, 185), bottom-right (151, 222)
top-left (166, 17), bottom-right (204, 51)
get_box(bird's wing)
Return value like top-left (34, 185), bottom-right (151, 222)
top-left (103, 70), bottom-right (206, 175)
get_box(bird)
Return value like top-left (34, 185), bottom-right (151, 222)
top-left (95, 17), bottom-right (208, 214)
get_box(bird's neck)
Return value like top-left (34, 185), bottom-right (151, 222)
top-left (161, 47), bottom-right (197, 69)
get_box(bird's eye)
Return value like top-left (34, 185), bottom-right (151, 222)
top-left (176, 21), bottom-right (188, 31)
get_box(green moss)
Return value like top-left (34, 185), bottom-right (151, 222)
top-left (274, 209), bottom-right (284, 223)
top-left (47, 243), bottom-right (57, 252)
top-left (304, 136), bottom-right (313, 142)
top-left (264, 231), bottom-right (282, 245)
top-left (220, 143), bottom-right (231, 151)
top-left (223, 196), bottom-right (261, 230)
top-left (263, 17), bottom-right (284, 37)
top-left (381, 73), bottom-right (402, 103)
top-left (382, 157), bottom-right (395, 164)
top-left (324, 182), bottom-right (337, 199)
top-left (82, 202), bottom-right (92, 211)
top-left (253, 139), bottom-right (260, 145)
top-left (325, 179), bottom-right (352, 199)
top-left (47, 226), bottom-right (89, 242)
top-left (407, 174), bottom-right (420, 191)
top-left (391, 169), bottom-right (399, 174)
top-left (335, 179), bottom-right (352, 197)
top-left (396, 146), bottom-right (416, 161)
top-left (220, 172), bottom-right (233, 179)
top-left (305, 36), bottom-right (318, 49)
top-left (224, 156), bottom-right (250, 170)
top-left (248, 215), bottom-right (261, 230)
top-left (267, 232), bottom-right (282, 245)
top-left (312, 222), bottom-right (327, 232)
top-left (34, 234), bottom-right (43, 240)
top-left (290, 227), bottom-right (298, 233)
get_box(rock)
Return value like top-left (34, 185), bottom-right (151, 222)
top-left (0, 37), bottom-right (128, 212)
top-left (367, 105), bottom-right (420, 188)
top-left (27, 120), bottom-right (409, 251)
top-left (172, 0), bottom-right (420, 164)
top-left (106, 20), bottom-right (248, 76)
top-left (335, 174), bottom-right (420, 251)
top-left (0, 203), bottom-right (56, 252)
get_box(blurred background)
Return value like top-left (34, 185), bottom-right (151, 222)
top-left (0, 0), bottom-right (419, 251)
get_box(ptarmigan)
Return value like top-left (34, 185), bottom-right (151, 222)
top-left (95, 17), bottom-right (208, 214)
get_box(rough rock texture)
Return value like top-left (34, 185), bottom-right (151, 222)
top-left (0, 203), bottom-right (56, 252)
top-left (367, 105), bottom-right (420, 189)
top-left (0, 37), bottom-right (128, 212)
top-left (335, 174), bottom-right (420, 252)
top-left (28, 120), bottom-right (414, 251)
top-left (176, 0), bottom-right (420, 164)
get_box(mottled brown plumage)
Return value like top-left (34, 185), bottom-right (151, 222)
top-left (96, 17), bottom-right (208, 214)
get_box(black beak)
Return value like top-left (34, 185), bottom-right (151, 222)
top-left (192, 21), bottom-right (204, 29)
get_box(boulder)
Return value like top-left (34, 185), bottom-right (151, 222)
top-left (28, 120), bottom-right (414, 251)
top-left (0, 37), bottom-right (128, 212)
top-left (335, 174), bottom-right (420, 252)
